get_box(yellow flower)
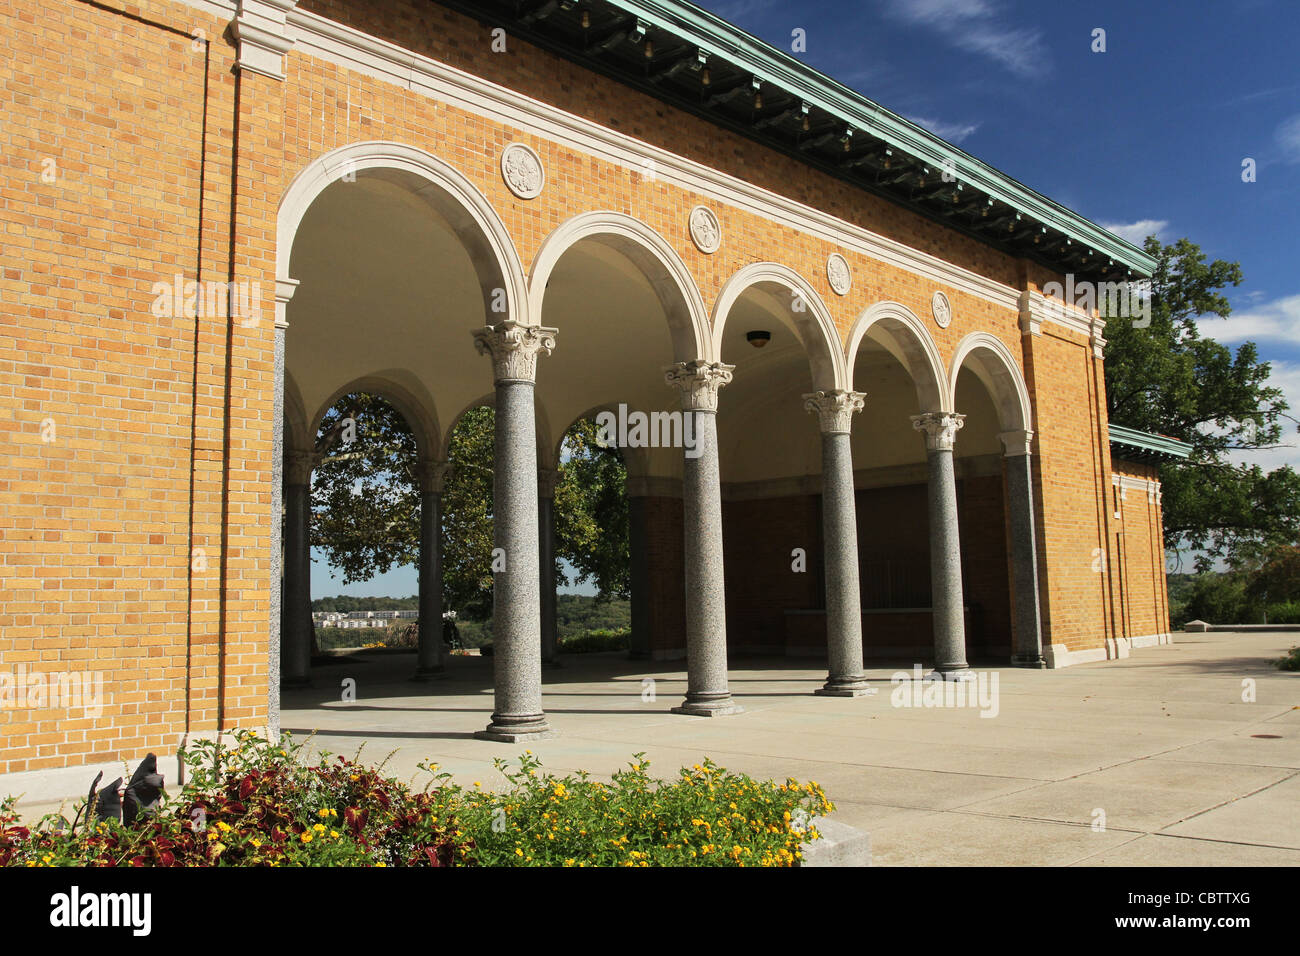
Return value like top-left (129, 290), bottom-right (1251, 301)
top-left (301, 832), bottom-right (313, 844)
top-left (330, 830), bottom-right (340, 838)
top-left (217, 821), bottom-right (232, 832)
top-left (251, 839), bottom-right (263, 848)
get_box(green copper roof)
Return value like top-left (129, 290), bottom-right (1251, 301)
top-left (1109, 424), bottom-right (1192, 463)
top-left (435, 0), bottom-right (1157, 280)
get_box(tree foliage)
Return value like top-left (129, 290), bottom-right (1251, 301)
top-left (1103, 236), bottom-right (1300, 569)
top-left (308, 396), bottom-right (630, 617)
top-left (555, 418), bottom-right (630, 600)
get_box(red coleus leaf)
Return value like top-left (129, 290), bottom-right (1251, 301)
top-left (240, 776), bottom-right (255, 800)
top-left (158, 850), bottom-right (176, 867)
top-left (130, 856), bottom-right (146, 867)
top-left (344, 807), bottom-right (368, 833)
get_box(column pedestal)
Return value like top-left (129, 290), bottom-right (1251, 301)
top-left (281, 451), bottom-right (316, 688)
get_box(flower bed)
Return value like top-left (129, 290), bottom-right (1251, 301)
top-left (0, 731), bottom-right (831, 867)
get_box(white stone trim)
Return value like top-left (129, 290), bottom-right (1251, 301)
top-left (263, 4), bottom-right (1041, 316)
top-left (232, 0), bottom-right (297, 80)
top-left (277, 141), bottom-right (530, 325)
top-left (1113, 474), bottom-right (1158, 501)
top-left (274, 276), bottom-right (298, 330)
top-left (500, 142), bottom-right (545, 199)
top-left (529, 210), bottom-right (711, 363)
top-left (1130, 631), bottom-right (1173, 649)
top-left (1017, 289), bottom-right (1093, 339)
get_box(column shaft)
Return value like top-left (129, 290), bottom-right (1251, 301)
top-left (282, 478), bottom-right (313, 685)
top-left (666, 360), bottom-right (740, 717)
top-left (539, 489), bottom-right (559, 667)
top-left (414, 486), bottom-right (444, 678)
top-left (1004, 448), bottom-right (1046, 667)
top-left (914, 413), bottom-right (973, 680)
top-left (818, 430), bottom-right (871, 694)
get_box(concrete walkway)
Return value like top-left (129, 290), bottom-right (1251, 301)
top-left (270, 631), bottom-right (1300, 866)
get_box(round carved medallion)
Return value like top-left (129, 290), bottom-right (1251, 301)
top-left (931, 290), bottom-right (953, 328)
top-left (501, 143), bottom-right (545, 199)
top-left (826, 254), bottom-right (852, 296)
top-left (688, 205), bottom-right (721, 254)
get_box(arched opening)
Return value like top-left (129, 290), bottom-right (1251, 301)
top-left (276, 143), bottom-right (526, 688)
top-left (530, 212), bottom-right (708, 664)
top-left (711, 265), bottom-right (844, 658)
top-left (846, 303), bottom-right (952, 664)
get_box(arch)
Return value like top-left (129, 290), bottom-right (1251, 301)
top-left (711, 262), bottom-right (846, 391)
top-left (949, 332), bottom-right (1033, 435)
top-left (528, 211), bottom-right (711, 363)
top-left (278, 141), bottom-right (528, 325)
top-left (845, 301), bottom-right (949, 413)
top-left (308, 372), bottom-right (441, 459)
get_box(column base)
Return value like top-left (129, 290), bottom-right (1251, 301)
top-left (1011, 654), bottom-right (1047, 669)
top-left (475, 714), bottom-right (555, 743)
top-left (409, 666), bottom-right (447, 682)
top-left (815, 677), bottom-right (877, 698)
top-left (671, 697), bottom-right (744, 717)
top-left (926, 667), bottom-right (976, 682)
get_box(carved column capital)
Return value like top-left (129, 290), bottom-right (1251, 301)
top-left (803, 390), bottom-right (865, 435)
top-left (473, 320), bottom-right (557, 384)
top-left (285, 450), bottom-right (319, 486)
top-left (998, 428), bottom-right (1035, 457)
top-left (911, 412), bottom-right (965, 452)
top-left (664, 361), bottom-right (734, 412)
top-left (415, 459), bottom-right (451, 494)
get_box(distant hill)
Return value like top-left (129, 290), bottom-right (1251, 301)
top-left (312, 595), bottom-right (419, 612)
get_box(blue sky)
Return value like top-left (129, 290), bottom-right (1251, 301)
top-left (314, 0), bottom-right (1299, 598)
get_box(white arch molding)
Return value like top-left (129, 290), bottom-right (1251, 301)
top-left (845, 301), bottom-right (950, 413)
top-left (948, 332), bottom-right (1033, 436)
top-left (528, 210), bottom-right (712, 364)
top-left (277, 141), bottom-right (529, 326)
top-left (711, 262), bottom-right (847, 392)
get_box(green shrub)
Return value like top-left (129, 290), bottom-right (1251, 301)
top-left (559, 628), bottom-right (630, 654)
top-left (1277, 646), bottom-right (1300, 671)
top-left (1, 732), bottom-right (831, 868)
top-left (441, 751), bottom-right (830, 866)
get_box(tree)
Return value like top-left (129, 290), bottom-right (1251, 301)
top-left (555, 418), bottom-right (630, 600)
top-left (441, 405), bottom-right (496, 620)
top-left (1103, 237), bottom-right (1300, 570)
top-left (311, 393), bottom-right (420, 583)
top-left (309, 398), bottom-right (632, 619)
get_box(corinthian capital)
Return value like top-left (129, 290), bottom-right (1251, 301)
top-left (911, 412), bottom-right (965, 452)
top-left (473, 320), bottom-right (557, 384)
top-left (663, 361), bottom-right (734, 412)
top-left (803, 390), bottom-right (865, 434)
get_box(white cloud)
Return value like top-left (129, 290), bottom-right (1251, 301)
top-left (1100, 219), bottom-right (1169, 245)
top-left (906, 115), bottom-right (980, 144)
top-left (1199, 293), bottom-right (1300, 346)
top-left (1276, 113), bottom-right (1300, 164)
top-left (883, 0), bottom-right (1049, 78)
top-left (1229, 359), bottom-right (1300, 474)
